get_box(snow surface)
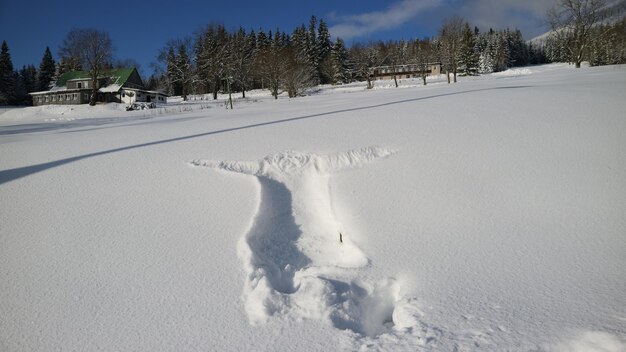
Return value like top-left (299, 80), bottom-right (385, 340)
top-left (1, 64), bottom-right (625, 351)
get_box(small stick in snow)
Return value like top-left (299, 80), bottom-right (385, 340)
top-left (339, 232), bottom-right (343, 244)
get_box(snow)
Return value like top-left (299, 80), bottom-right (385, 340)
top-left (492, 68), bottom-right (533, 76)
top-left (1, 64), bottom-right (625, 351)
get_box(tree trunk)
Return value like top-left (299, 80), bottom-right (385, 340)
top-left (242, 89), bottom-right (246, 99)
top-left (393, 75), bottom-right (398, 88)
top-left (89, 78), bottom-right (97, 106)
top-left (446, 69), bottom-right (450, 84)
top-left (453, 70), bottom-right (457, 83)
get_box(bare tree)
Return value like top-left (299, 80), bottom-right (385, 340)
top-left (255, 35), bottom-right (288, 99)
top-left (59, 28), bottom-right (113, 105)
top-left (547, 0), bottom-right (607, 68)
top-left (412, 38), bottom-right (435, 85)
top-left (439, 16), bottom-right (464, 83)
top-left (349, 43), bottom-right (379, 89)
top-left (282, 47), bottom-right (318, 98)
top-left (229, 28), bottom-right (257, 98)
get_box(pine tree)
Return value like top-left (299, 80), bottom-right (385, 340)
top-left (37, 47), bottom-right (56, 91)
top-left (306, 16), bottom-right (320, 80)
top-left (22, 65), bottom-right (38, 93)
top-left (317, 19), bottom-right (332, 83)
top-left (459, 23), bottom-right (479, 76)
top-left (0, 41), bottom-right (17, 105)
top-left (330, 38), bottom-right (349, 84)
top-left (492, 32), bottom-right (509, 72)
top-left (15, 65), bottom-right (37, 105)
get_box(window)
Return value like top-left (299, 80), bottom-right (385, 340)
top-left (77, 82), bottom-right (82, 89)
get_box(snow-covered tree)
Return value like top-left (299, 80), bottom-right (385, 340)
top-left (459, 23), bottom-right (479, 76)
top-left (317, 19), bottom-right (332, 84)
top-left (330, 38), bottom-right (350, 84)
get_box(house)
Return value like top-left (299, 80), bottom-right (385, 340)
top-left (29, 68), bottom-right (167, 106)
top-left (371, 63), bottom-right (442, 81)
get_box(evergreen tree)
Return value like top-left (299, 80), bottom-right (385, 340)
top-left (492, 32), bottom-right (509, 71)
top-left (317, 19), bottom-right (332, 83)
top-left (15, 65), bottom-right (37, 105)
top-left (306, 16), bottom-right (320, 79)
top-left (459, 23), bottom-right (479, 76)
top-left (330, 38), bottom-right (349, 84)
top-left (0, 41), bottom-right (17, 105)
top-left (256, 29), bottom-right (269, 50)
top-left (37, 47), bottom-right (56, 91)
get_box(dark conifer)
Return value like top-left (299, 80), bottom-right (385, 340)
top-left (37, 47), bottom-right (56, 91)
top-left (0, 41), bottom-right (17, 105)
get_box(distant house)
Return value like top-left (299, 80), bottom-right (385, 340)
top-left (371, 63), bottom-right (442, 81)
top-left (29, 68), bottom-right (167, 106)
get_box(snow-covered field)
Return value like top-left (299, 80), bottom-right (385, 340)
top-left (1, 64), bottom-right (625, 351)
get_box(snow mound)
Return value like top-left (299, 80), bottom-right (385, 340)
top-left (0, 103), bottom-right (128, 123)
top-left (493, 68), bottom-right (532, 77)
top-left (190, 147), bottom-right (433, 342)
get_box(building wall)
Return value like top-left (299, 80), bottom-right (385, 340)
top-left (67, 79), bottom-right (91, 90)
top-left (31, 91), bottom-right (90, 106)
top-left (372, 63), bottom-right (442, 81)
top-left (121, 89), bottom-right (167, 105)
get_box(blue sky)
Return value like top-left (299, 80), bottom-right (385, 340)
top-left (0, 0), bottom-right (556, 77)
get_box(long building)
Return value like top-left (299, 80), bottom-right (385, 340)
top-left (29, 68), bottom-right (167, 106)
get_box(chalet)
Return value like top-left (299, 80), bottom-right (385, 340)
top-left (371, 63), bottom-right (442, 81)
top-left (29, 68), bottom-right (167, 106)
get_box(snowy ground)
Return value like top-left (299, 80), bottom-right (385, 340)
top-left (1, 64), bottom-right (625, 351)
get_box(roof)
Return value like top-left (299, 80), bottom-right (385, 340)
top-left (55, 68), bottom-right (137, 92)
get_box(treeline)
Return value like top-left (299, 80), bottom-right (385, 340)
top-left (157, 16), bottom-right (348, 100)
top-left (543, 18), bottom-right (626, 66)
top-left (0, 43), bottom-right (56, 105)
top-left (153, 15), bottom-right (548, 100)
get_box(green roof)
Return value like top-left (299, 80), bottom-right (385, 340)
top-left (55, 67), bottom-right (136, 87)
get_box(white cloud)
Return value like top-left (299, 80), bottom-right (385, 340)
top-left (458, 0), bottom-right (558, 38)
top-left (328, 0), bottom-right (560, 41)
top-left (329, 0), bottom-right (443, 39)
